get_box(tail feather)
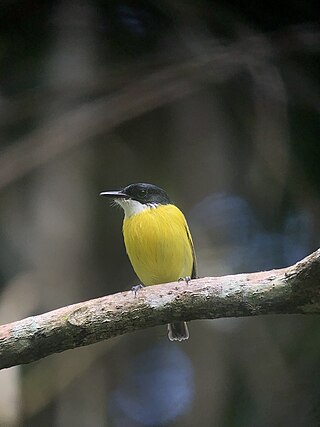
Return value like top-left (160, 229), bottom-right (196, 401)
top-left (168, 322), bottom-right (189, 341)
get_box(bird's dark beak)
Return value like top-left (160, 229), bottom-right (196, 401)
top-left (99, 190), bottom-right (129, 199)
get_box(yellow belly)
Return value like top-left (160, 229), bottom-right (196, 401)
top-left (123, 204), bottom-right (194, 285)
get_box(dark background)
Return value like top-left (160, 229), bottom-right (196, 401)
top-left (0, 1), bottom-right (319, 426)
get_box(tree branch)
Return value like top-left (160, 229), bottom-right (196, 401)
top-left (0, 249), bottom-right (319, 370)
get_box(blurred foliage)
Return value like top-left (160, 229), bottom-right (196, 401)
top-left (0, 1), bottom-right (319, 426)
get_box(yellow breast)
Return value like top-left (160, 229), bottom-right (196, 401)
top-left (122, 204), bottom-right (194, 285)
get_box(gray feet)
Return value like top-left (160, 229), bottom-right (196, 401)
top-left (178, 276), bottom-right (191, 284)
top-left (131, 284), bottom-right (144, 297)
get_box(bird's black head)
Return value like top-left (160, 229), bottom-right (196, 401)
top-left (100, 183), bottom-right (170, 205)
top-left (122, 183), bottom-right (170, 205)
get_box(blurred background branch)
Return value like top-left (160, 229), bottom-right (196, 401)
top-left (0, 24), bottom-right (319, 191)
top-left (0, 38), bottom-right (281, 190)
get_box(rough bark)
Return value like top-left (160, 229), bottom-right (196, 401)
top-left (0, 249), bottom-right (319, 370)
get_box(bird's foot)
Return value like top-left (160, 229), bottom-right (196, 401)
top-left (131, 284), bottom-right (144, 297)
top-left (178, 276), bottom-right (191, 285)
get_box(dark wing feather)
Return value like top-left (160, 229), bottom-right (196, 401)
top-left (185, 226), bottom-right (198, 279)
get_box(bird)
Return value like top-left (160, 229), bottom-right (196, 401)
top-left (100, 182), bottom-right (198, 341)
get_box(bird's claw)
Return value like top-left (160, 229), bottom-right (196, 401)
top-left (131, 284), bottom-right (144, 297)
top-left (178, 276), bottom-right (191, 285)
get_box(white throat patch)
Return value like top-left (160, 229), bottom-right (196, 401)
top-left (116, 199), bottom-right (158, 218)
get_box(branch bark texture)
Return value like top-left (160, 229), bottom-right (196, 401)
top-left (0, 250), bottom-right (319, 370)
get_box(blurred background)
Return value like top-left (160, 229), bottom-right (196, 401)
top-left (0, 1), bottom-right (319, 426)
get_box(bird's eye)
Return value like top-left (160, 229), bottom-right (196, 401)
top-left (138, 189), bottom-right (147, 197)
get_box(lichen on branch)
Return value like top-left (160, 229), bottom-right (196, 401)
top-left (0, 249), bottom-right (319, 370)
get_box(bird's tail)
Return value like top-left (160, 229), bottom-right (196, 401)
top-left (168, 322), bottom-right (189, 341)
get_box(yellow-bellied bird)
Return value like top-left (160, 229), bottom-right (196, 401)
top-left (100, 183), bottom-right (198, 341)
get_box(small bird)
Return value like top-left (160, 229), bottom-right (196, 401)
top-left (100, 182), bottom-right (197, 341)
